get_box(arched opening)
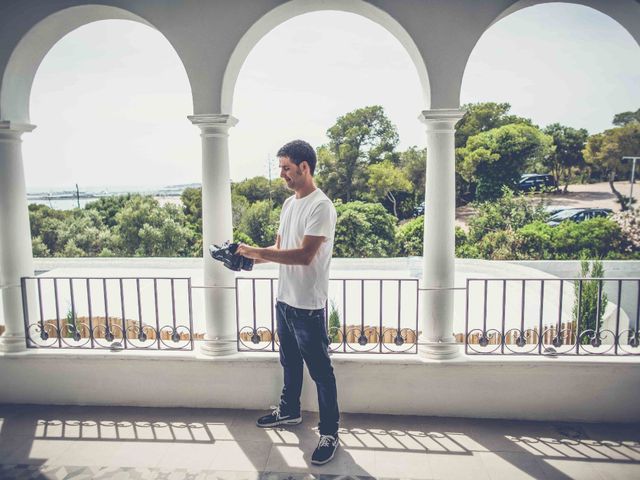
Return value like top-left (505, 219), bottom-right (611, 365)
top-left (461, 2), bottom-right (640, 134)
top-left (226, 9), bottom-right (427, 181)
top-left (222, 0), bottom-right (430, 115)
top-left (22, 19), bottom-right (195, 191)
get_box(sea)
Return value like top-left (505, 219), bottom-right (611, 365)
top-left (27, 184), bottom-right (200, 210)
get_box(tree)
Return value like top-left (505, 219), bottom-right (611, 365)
top-left (181, 187), bottom-right (202, 232)
top-left (317, 106), bottom-right (399, 202)
top-left (333, 201), bottom-right (397, 257)
top-left (238, 200), bottom-right (280, 247)
top-left (85, 194), bottom-right (136, 228)
top-left (399, 146), bottom-right (427, 212)
top-left (114, 196), bottom-right (193, 256)
top-left (467, 187), bottom-right (548, 244)
top-left (613, 108), bottom-right (640, 127)
top-left (583, 122), bottom-right (640, 210)
top-left (367, 160), bottom-right (412, 217)
top-left (455, 102), bottom-right (533, 149)
top-left (542, 124), bottom-right (588, 192)
top-left (396, 216), bottom-right (424, 256)
top-left (457, 124), bottom-right (553, 201)
top-left (232, 176), bottom-right (289, 205)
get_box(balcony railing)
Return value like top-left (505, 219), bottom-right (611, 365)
top-left (236, 277), bottom-right (419, 353)
top-left (19, 274), bottom-right (640, 356)
top-left (21, 276), bottom-right (194, 350)
top-left (464, 278), bottom-right (640, 356)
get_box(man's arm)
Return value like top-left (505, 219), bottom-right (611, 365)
top-left (237, 235), bottom-right (324, 266)
top-left (249, 236), bottom-right (281, 264)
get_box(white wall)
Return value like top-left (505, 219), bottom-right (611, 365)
top-left (0, 348), bottom-right (638, 423)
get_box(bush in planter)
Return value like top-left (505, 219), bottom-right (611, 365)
top-left (572, 259), bottom-right (607, 344)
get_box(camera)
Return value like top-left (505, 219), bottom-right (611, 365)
top-left (208, 241), bottom-right (254, 272)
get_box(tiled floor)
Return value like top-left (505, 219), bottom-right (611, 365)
top-left (0, 404), bottom-right (638, 479)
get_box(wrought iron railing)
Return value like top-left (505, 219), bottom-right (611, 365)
top-left (21, 276), bottom-right (194, 350)
top-left (236, 277), bottom-right (419, 353)
top-left (464, 278), bottom-right (640, 355)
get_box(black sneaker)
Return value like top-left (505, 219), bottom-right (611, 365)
top-left (311, 434), bottom-right (339, 465)
top-left (256, 406), bottom-right (302, 428)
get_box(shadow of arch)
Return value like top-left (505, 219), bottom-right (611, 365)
top-left (220, 0), bottom-right (431, 115)
top-left (0, 4), bottom-right (193, 124)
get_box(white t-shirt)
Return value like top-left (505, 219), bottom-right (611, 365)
top-left (277, 188), bottom-right (337, 309)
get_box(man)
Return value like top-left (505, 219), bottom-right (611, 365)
top-left (236, 139), bottom-right (339, 465)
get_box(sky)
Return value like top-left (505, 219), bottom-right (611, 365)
top-left (22, 3), bottom-right (640, 190)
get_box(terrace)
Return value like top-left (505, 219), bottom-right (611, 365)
top-left (1, 0), bottom-right (640, 477)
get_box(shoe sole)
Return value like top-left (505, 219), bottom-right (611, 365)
top-left (256, 417), bottom-right (302, 428)
top-left (310, 440), bottom-right (339, 465)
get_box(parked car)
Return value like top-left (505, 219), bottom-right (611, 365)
top-left (517, 174), bottom-right (557, 192)
top-left (547, 208), bottom-right (612, 226)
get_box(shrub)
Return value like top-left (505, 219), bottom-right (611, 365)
top-left (334, 201), bottom-right (397, 257)
top-left (573, 259), bottom-right (607, 344)
top-left (238, 200), bottom-right (280, 247)
top-left (467, 187), bottom-right (548, 243)
top-left (396, 216), bottom-right (423, 256)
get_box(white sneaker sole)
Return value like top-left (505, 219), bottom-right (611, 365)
top-left (256, 417), bottom-right (302, 428)
top-left (311, 440), bottom-right (339, 465)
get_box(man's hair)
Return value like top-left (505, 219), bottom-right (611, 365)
top-left (277, 139), bottom-right (317, 175)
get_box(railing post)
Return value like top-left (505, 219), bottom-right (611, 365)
top-left (188, 114), bottom-right (238, 356)
top-left (418, 109), bottom-right (464, 359)
top-left (0, 121), bottom-right (36, 352)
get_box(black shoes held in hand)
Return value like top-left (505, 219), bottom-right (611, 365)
top-left (208, 241), bottom-right (254, 272)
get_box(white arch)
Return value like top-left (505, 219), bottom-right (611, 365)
top-left (460, 0), bottom-right (640, 105)
top-left (220, 0), bottom-right (431, 114)
top-left (0, 4), bottom-right (191, 123)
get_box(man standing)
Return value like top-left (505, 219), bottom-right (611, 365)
top-left (236, 139), bottom-right (339, 465)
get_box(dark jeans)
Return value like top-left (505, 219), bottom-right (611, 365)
top-left (276, 300), bottom-right (339, 436)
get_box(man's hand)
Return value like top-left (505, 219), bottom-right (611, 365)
top-left (235, 244), bottom-right (260, 260)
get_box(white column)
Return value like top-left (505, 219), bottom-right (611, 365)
top-left (0, 121), bottom-right (36, 352)
top-left (418, 109), bottom-right (464, 359)
top-left (188, 114), bottom-right (238, 356)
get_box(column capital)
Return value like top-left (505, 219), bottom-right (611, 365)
top-left (0, 121), bottom-right (36, 137)
top-left (188, 114), bottom-right (238, 129)
top-left (419, 109), bottom-right (465, 132)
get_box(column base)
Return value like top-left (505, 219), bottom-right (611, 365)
top-left (198, 336), bottom-right (237, 356)
top-left (0, 334), bottom-right (27, 353)
top-left (418, 341), bottom-right (461, 360)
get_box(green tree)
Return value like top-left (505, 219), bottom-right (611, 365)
top-left (467, 187), bottom-right (548, 244)
top-left (85, 194), bottom-right (136, 228)
top-left (238, 200), bottom-right (280, 247)
top-left (612, 108), bottom-right (640, 127)
top-left (458, 124), bottom-right (553, 201)
top-left (232, 176), bottom-right (290, 205)
top-left (29, 204), bottom-right (69, 255)
top-left (399, 146), bottom-right (427, 213)
top-left (136, 206), bottom-right (194, 256)
top-left (583, 122), bottom-right (640, 210)
top-left (367, 160), bottom-right (412, 217)
top-left (396, 216), bottom-right (423, 256)
top-left (317, 106), bottom-right (399, 202)
top-left (455, 102), bottom-right (533, 149)
top-left (181, 187), bottom-right (202, 233)
top-left (542, 124), bottom-right (588, 192)
top-left (114, 196), bottom-right (193, 256)
top-left (333, 201), bottom-right (397, 257)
